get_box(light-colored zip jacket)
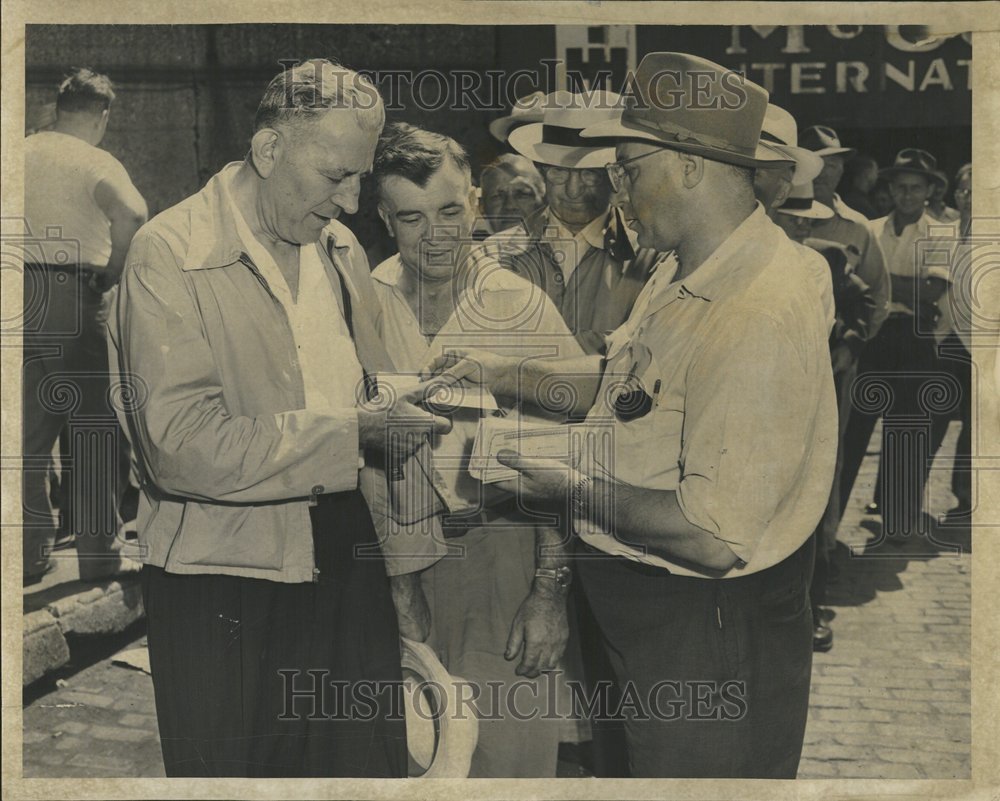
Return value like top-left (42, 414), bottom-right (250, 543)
top-left (108, 163), bottom-right (446, 583)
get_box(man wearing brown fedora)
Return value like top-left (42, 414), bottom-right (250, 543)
top-left (482, 89), bottom-right (663, 355)
top-left (427, 52), bottom-right (837, 778)
top-left (838, 148), bottom-right (956, 540)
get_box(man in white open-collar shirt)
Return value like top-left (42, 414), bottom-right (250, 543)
top-left (838, 149), bottom-right (957, 538)
top-left (368, 122), bottom-right (584, 777)
top-left (427, 52), bottom-right (837, 778)
top-left (109, 60), bottom-right (448, 778)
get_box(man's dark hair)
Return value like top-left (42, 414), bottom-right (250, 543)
top-left (373, 122), bottom-right (471, 193)
top-left (56, 68), bottom-right (115, 114)
top-left (253, 58), bottom-right (383, 136)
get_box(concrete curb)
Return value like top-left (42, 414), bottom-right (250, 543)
top-left (23, 575), bottom-right (144, 686)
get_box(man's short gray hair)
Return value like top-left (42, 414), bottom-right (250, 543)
top-left (253, 59), bottom-right (384, 136)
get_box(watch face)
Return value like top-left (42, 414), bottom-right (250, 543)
top-left (556, 567), bottom-right (572, 587)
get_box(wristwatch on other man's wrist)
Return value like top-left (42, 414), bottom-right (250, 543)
top-left (534, 566), bottom-right (572, 588)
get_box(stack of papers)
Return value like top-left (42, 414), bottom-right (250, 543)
top-left (469, 417), bottom-right (588, 484)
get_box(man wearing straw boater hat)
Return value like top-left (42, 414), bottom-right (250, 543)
top-left (427, 52), bottom-right (837, 777)
top-left (483, 89), bottom-right (664, 355)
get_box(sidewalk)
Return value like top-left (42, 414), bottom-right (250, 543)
top-left (799, 422), bottom-right (971, 779)
top-left (22, 424), bottom-right (972, 779)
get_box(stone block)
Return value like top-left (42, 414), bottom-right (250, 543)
top-left (47, 577), bottom-right (144, 636)
top-left (23, 610), bottom-right (70, 685)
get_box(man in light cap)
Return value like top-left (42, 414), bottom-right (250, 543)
top-left (427, 52), bottom-right (837, 778)
top-left (482, 89), bottom-right (663, 355)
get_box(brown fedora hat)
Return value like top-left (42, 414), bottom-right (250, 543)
top-left (580, 52), bottom-right (791, 169)
top-left (880, 148), bottom-right (947, 190)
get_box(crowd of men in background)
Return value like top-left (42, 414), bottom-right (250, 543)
top-left (21, 58), bottom-right (973, 780)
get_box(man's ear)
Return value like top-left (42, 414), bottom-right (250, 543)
top-left (678, 152), bottom-right (705, 188)
top-left (377, 203), bottom-right (395, 238)
top-left (772, 177), bottom-right (793, 209)
top-left (249, 128), bottom-right (281, 179)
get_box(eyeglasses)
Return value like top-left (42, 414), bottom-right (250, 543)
top-left (604, 149), bottom-right (665, 193)
top-left (541, 166), bottom-right (605, 187)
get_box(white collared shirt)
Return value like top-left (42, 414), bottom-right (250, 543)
top-left (869, 212), bottom-right (956, 316)
top-left (225, 180), bottom-right (366, 466)
top-left (579, 206), bottom-right (838, 578)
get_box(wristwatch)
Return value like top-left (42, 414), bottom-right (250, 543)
top-left (535, 566), bottom-right (572, 588)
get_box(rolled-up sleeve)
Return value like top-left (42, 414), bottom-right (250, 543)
top-left (676, 310), bottom-right (816, 564)
top-left (115, 229), bottom-right (359, 503)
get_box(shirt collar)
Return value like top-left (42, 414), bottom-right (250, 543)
top-left (885, 210), bottom-right (932, 238)
top-left (673, 203), bottom-right (770, 303)
top-left (371, 253), bottom-right (405, 287)
top-left (371, 250), bottom-right (520, 296)
top-left (549, 211), bottom-right (607, 252)
top-left (524, 205), bottom-right (610, 248)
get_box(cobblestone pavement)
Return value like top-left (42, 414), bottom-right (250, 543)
top-left (799, 422), bottom-right (971, 780)
top-left (22, 426), bottom-right (971, 779)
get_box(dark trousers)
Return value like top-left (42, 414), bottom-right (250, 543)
top-left (839, 315), bottom-right (940, 535)
top-left (22, 266), bottom-right (130, 579)
top-left (578, 537), bottom-right (815, 778)
top-left (810, 356), bottom-right (858, 612)
top-left (568, 580), bottom-right (631, 777)
top-left (142, 491), bottom-right (407, 778)
top-left (930, 334), bottom-right (972, 509)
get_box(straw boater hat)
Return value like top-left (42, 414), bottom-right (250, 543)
top-left (489, 91), bottom-right (553, 143)
top-left (879, 148), bottom-right (948, 191)
top-left (400, 637), bottom-right (478, 778)
top-left (776, 181), bottom-right (835, 220)
top-left (757, 104), bottom-right (824, 184)
top-left (579, 52), bottom-right (793, 169)
top-left (506, 89), bottom-right (624, 170)
top-left (798, 125), bottom-right (857, 159)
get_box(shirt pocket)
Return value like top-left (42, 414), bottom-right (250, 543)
top-left (600, 353), bottom-right (684, 489)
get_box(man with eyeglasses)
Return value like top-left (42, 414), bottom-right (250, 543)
top-left (427, 52), bottom-right (838, 777)
top-left (482, 90), bottom-right (662, 355)
top-left (838, 149), bottom-right (958, 542)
